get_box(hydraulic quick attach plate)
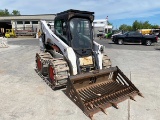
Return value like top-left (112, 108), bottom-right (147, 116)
top-left (66, 66), bottom-right (143, 119)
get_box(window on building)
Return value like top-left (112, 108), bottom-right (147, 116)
top-left (25, 21), bottom-right (30, 24)
top-left (32, 21), bottom-right (38, 24)
top-left (17, 21), bottom-right (23, 24)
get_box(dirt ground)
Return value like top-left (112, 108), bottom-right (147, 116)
top-left (0, 39), bottom-right (160, 120)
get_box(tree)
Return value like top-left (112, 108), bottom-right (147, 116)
top-left (119, 20), bottom-right (159, 31)
top-left (142, 21), bottom-right (152, 29)
top-left (12, 10), bottom-right (20, 16)
top-left (151, 24), bottom-right (159, 29)
top-left (108, 21), bottom-right (112, 25)
top-left (119, 24), bottom-right (132, 31)
top-left (0, 9), bottom-right (10, 16)
top-left (132, 20), bottom-right (142, 30)
top-left (0, 9), bottom-right (21, 16)
top-left (0, 10), bottom-right (5, 16)
top-left (4, 9), bottom-right (10, 16)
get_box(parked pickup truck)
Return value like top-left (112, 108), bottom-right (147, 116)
top-left (112, 31), bottom-right (158, 46)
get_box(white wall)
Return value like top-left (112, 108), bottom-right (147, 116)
top-left (93, 19), bottom-right (113, 36)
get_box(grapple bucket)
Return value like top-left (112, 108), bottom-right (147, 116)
top-left (66, 66), bottom-right (143, 119)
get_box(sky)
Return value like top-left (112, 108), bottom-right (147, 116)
top-left (1, 0), bottom-right (160, 29)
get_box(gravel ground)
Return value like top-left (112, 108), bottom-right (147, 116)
top-left (0, 40), bottom-right (160, 120)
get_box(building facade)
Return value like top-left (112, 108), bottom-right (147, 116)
top-left (0, 14), bottom-right (55, 36)
top-left (93, 19), bottom-right (113, 37)
top-left (0, 15), bottom-right (112, 38)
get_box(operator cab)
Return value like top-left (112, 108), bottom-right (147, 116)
top-left (69, 18), bottom-right (92, 49)
top-left (54, 9), bottom-right (94, 56)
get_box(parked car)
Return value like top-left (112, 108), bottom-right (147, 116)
top-left (111, 32), bottom-right (122, 39)
top-left (112, 31), bottom-right (158, 46)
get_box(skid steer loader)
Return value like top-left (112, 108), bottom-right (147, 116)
top-left (35, 9), bottom-right (143, 119)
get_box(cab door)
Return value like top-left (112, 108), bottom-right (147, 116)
top-left (133, 32), bottom-right (143, 43)
top-left (125, 32), bottom-right (134, 43)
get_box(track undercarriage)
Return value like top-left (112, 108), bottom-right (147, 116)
top-left (36, 52), bottom-right (69, 89)
top-left (35, 52), bottom-right (112, 89)
top-left (35, 52), bottom-right (142, 119)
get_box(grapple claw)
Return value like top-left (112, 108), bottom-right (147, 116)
top-left (66, 66), bottom-right (142, 119)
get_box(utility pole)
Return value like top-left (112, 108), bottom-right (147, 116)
top-left (105, 16), bottom-right (108, 33)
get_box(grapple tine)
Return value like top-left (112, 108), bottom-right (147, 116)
top-left (66, 66), bottom-right (143, 119)
top-left (99, 107), bottom-right (107, 114)
top-left (111, 103), bottom-right (119, 109)
top-left (130, 96), bottom-right (136, 101)
top-left (138, 92), bottom-right (144, 98)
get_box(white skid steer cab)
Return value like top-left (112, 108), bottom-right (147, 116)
top-left (35, 9), bottom-right (143, 119)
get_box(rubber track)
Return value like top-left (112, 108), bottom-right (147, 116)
top-left (102, 54), bottom-right (112, 69)
top-left (36, 52), bottom-right (69, 89)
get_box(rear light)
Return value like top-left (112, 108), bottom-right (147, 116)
top-left (156, 36), bottom-right (158, 42)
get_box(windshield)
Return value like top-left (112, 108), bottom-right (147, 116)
top-left (123, 32), bottom-right (129, 35)
top-left (69, 18), bottom-right (92, 49)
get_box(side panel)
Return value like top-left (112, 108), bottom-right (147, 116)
top-left (93, 41), bottom-right (103, 69)
top-left (40, 20), bottom-right (77, 75)
top-left (39, 37), bottom-right (45, 52)
top-left (64, 47), bottom-right (78, 75)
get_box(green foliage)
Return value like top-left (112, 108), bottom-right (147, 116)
top-left (132, 20), bottom-right (152, 30)
top-left (119, 20), bottom-right (159, 31)
top-left (12, 10), bottom-right (21, 16)
top-left (0, 9), bottom-right (9, 16)
top-left (119, 24), bottom-right (133, 31)
top-left (151, 24), bottom-right (159, 29)
top-left (132, 20), bottom-right (141, 30)
top-left (0, 9), bottom-right (21, 16)
top-left (142, 21), bottom-right (152, 29)
top-left (108, 21), bottom-right (112, 25)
